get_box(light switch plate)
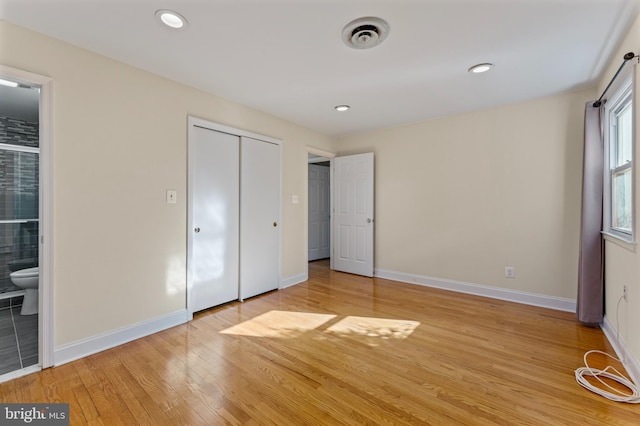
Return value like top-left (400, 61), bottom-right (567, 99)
top-left (166, 190), bottom-right (177, 204)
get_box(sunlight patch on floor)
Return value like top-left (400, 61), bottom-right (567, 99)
top-left (220, 310), bottom-right (336, 338)
top-left (220, 310), bottom-right (420, 345)
top-left (325, 316), bottom-right (420, 346)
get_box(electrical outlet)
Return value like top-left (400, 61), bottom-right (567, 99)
top-left (623, 285), bottom-right (628, 301)
top-left (505, 266), bottom-right (515, 279)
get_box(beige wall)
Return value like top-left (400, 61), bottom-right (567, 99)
top-left (0, 21), bottom-right (334, 346)
top-left (600, 15), bottom-right (640, 371)
top-left (3, 13), bottom-right (637, 370)
top-left (337, 88), bottom-right (595, 300)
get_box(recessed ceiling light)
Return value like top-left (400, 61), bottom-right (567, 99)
top-left (468, 63), bottom-right (493, 73)
top-left (0, 78), bottom-right (19, 88)
top-left (335, 105), bottom-right (350, 112)
top-left (155, 9), bottom-right (188, 29)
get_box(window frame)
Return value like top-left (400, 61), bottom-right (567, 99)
top-left (603, 67), bottom-right (635, 243)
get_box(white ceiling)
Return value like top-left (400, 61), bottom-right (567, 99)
top-left (1, 0), bottom-right (639, 136)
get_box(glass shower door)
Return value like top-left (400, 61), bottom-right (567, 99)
top-left (0, 148), bottom-right (39, 293)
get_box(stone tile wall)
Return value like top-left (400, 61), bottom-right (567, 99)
top-left (0, 116), bottom-right (38, 148)
top-left (0, 116), bottom-right (39, 291)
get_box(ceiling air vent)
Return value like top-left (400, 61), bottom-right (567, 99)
top-left (342, 17), bottom-right (389, 50)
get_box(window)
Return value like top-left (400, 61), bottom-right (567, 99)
top-left (604, 73), bottom-right (634, 241)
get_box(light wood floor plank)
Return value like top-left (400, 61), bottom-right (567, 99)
top-left (1, 260), bottom-right (639, 424)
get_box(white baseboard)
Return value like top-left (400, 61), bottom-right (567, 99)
top-left (601, 315), bottom-right (640, 385)
top-left (54, 309), bottom-right (189, 366)
top-left (374, 268), bottom-right (576, 312)
top-left (280, 272), bottom-right (308, 289)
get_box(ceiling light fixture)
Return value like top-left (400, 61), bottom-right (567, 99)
top-left (335, 105), bottom-right (350, 112)
top-left (0, 78), bottom-right (19, 88)
top-left (468, 63), bottom-right (493, 73)
top-left (155, 9), bottom-right (188, 29)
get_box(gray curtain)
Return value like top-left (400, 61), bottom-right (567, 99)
top-left (577, 102), bottom-right (604, 325)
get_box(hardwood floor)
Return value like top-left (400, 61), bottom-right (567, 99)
top-left (1, 259), bottom-right (638, 425)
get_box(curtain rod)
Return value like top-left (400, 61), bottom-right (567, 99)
top-left (593, 52), bottom-right (638, 107)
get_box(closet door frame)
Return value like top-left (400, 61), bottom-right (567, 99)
top-left (187, 116), bottom-right (282, 319)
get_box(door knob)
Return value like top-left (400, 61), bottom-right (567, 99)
top-left (367, 218), bottom-right (372, 223)
top-left (273, 222), bottom-right (278, 227)
top-left (194, 227), bottom-right (200, 233)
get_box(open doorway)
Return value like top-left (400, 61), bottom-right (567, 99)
top-left (0, 65), bottom-right (53, 381)
top-left (308, 154), bottom-right (331, 262)
top-left (0, 81), bottom-right (40, 377)
top-left (307, 148), bottom-right (336, 274)
top-left (306, 148), bottom-right (375, 278)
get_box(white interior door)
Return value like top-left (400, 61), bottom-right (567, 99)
top-left (240, 136), bottom-right (281, 299)
top-left (188, 125), bottom-right (239, 313)
top-left (308, 164), bottom-right (330, 261)
top-left (333, 153), bottom-right (374, 277)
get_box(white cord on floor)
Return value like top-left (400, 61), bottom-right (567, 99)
top-left (575, 350), bottom-right (640, 403)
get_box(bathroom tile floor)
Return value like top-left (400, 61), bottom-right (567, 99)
top-left (0, 297), bottom-right (38, 375)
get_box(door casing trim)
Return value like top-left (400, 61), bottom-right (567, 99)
top-left (0, 64), bottom-right (54, 369)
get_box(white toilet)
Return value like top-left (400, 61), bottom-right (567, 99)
top-left (9, 267), bottom-right (39, 315)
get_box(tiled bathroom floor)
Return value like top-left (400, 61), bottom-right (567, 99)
top-left (0, 297), bottom-right (38, 375)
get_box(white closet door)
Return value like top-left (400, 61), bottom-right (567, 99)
top-left (188, 126), bottom-right (239, 313)
top-left (309, 164), bottom-right (331, 260)
top-left (240, 136), bottom-right (281, 299)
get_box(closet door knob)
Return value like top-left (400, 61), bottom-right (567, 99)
top-left (194, 227), bottom-right (200, 233)
top-left (273, 222), bottom-right (278, 227)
